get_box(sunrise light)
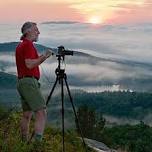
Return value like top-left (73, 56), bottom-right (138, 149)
top-left (88, 16), bottom-right (102, 24)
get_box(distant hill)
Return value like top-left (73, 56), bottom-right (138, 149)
top-left (71, 91), bottom-right (152, 120)
top-left (0, 42), bottom-right (49, 52)
top-left (0, 72), bottom-right (18, 104)
top-left (1, 42), bottom-right (152, 69)
top-left (0, 72), bottom-right (16, 89)
top-left (41, 21), bottom-right (79, 24)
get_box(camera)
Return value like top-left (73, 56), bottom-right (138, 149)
top-left (57, 46), bottom-right (73, 56)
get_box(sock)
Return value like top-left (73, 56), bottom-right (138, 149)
top-left (34, 134), bottom-right (43, 141)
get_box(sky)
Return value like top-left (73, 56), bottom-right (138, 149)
top-left (0, 0), bottom-right (152, 24)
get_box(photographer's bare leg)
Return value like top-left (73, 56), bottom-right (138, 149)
top-left (20, 111), bottom-right (33, 141)
top-left (34, 109), bottom-right (47, 140)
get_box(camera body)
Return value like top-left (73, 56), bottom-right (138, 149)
top-left (58, 46), bottom-right (73, 56)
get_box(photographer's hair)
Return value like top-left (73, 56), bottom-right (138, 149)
top-left (20, 22), bottom-right (37, 40)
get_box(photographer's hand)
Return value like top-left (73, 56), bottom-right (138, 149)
top-left (43, 49), bottom-right (54, 58)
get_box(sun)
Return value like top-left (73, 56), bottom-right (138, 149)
top-left (88, 16), bottom-right (102, 25)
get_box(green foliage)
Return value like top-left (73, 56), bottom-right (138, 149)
top-left (76, 104), bottom-right (152, 152)
top-left (73, 91), bottom-right (152, 119)
top-left (0, 111), bottom-right (94, 152)
top-left (76, 105), bottom-right (105, 140)
top-left (102, 122), bottom-right (152, 152)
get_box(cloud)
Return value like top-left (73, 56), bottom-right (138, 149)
top-left (104, 115), bottom-right (139, 125)
top-left (67, 0), bottom-right (145, 23)
top-left (33, 0), bottom-right (69, 3)
top-left (0, 54), bottom-right (15, 63)
top-left (38, 22), bottom-right (152, 63)
top-left (70, 85), bottom-right (122, 93)
top-left (39, 57), bottom-right (152, 86)
top-left (5, 66), bottom-right (17, 74)
top-left (1, 22), bottom-right (152, 64)
top-left (1, 22), bottom-right (152, 91)
top-left (1, 49), bottom-right (152, 92)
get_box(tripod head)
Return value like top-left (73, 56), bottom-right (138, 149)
top-left (55, 46), bottom-right (73, 77)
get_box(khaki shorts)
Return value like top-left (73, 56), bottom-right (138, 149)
top-left (17, 77), bottom-right (46, 112)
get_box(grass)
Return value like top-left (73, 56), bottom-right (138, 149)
top-left (0, 111), bottom-right (95, 152)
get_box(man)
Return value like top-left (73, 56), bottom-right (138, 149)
top-left (15, 22), bottom-right (52, 141)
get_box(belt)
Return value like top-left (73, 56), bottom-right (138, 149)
top-left (18, 76), bottom-right (39, 80)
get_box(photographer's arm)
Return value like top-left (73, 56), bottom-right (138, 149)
top-left (25, 50), bottom-right (52, 69)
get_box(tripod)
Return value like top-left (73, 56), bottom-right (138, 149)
top-left (46, 54), bottom-right (87, 152)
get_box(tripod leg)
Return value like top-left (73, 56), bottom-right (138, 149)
top-left (46, 77), bottom-right (59, 106)
top-left (64, 77), bottom-right (87, 151)
top-left (61, 78), bottom-right (65, 152)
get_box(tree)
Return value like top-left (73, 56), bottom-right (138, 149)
top-left (76, 105), bottom-right (105, 139)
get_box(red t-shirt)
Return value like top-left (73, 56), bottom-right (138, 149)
top-left (15, 38), bottom-right (40, 79)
